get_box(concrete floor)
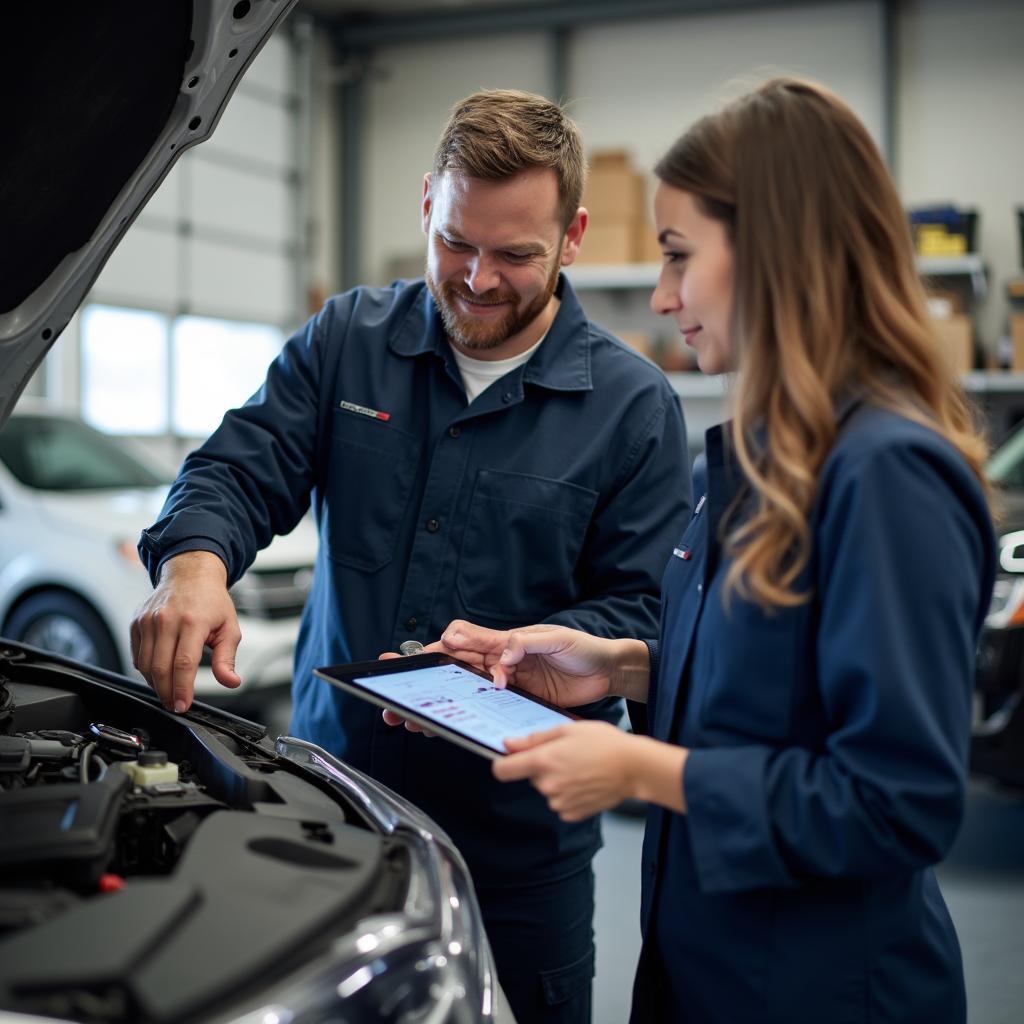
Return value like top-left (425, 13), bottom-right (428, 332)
top-left (592, 779), bottom-right (1024, 1024)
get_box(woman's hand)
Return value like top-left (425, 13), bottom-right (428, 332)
top-left (493, 722), bottom-right (638, 821)
top-left (437, 620), bottom-right (649, 707)
top-left (377, 625), bottom-right (613, 730)
top-left (378, 620), bottom-right (650, 732)
top-left (495, 722), bottom-right (690, 820)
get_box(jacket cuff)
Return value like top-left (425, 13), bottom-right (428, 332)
top-left (626, 639), bottom-right (658, 735)
top-left (146, 538), bottom-right (231, 587)
top-left (644, 638), bottom-right (660, 690)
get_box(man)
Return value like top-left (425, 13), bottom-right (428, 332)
top-left (132, 89), bottom-right (690, 1023)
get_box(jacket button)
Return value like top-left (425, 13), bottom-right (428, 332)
top-left (405, 617), bottom-right (418, 631)
top-left (501, 391), bottom-right (513, 404)
top-left (448, 425), bottom-right (461, 438)
top-left (697, 583), bottom-right (703, 594)
top-left (426, 518), bottom-right (440, 533)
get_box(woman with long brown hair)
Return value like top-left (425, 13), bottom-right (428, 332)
top-left (434, 78), bottom-right (997, 1022)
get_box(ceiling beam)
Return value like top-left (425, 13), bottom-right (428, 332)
top-left (320, 0), bottom-right (837, 48)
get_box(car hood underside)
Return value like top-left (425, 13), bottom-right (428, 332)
top-left (0, 0), bottom-right (296, 428)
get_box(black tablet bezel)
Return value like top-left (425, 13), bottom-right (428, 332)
top-left (313, 651), bottom-right (577, 761)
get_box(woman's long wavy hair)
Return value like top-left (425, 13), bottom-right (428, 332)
top-left (655, 77), bottom-right (990, 610)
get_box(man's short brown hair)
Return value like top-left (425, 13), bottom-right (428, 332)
top-left (432, 89), bottom-right (585, 231)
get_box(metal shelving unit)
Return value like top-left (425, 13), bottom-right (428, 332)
top-left (564, 263), bottom-right (662, 289)
top-left (568, 255), bottom-right (988, 299)
top-left (567, 258), bottom-right (1023, 442)
top-left (917, 254), bottom-right (988, 301)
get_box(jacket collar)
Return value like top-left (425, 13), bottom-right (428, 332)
top-left (388, 275), bottom-right (594, 394)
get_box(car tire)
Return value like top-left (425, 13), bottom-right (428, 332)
top-left (4, 591), bottom-right (121, 672)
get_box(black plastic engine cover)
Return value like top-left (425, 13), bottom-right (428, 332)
top-left (0, 767), bottom-right (130, 883)
top-left (0, 810), bottom-right (388, 1023)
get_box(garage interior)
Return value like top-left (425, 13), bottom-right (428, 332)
top-left (8, 1), bottom-right (1024, 1022)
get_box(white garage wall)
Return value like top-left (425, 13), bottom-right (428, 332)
top-left (897, 0), bottom-right (1024, 353)
top-left (571, 2), bottom-right (884, 178)
top-left (357, 2), bottom-right (883, 288)
top-left (326, 0), bottom-right (1021, 358)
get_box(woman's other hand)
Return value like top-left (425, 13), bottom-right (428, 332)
top-left (495, 721), bottom-right (689, 820)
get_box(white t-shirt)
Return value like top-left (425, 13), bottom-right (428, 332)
top-left (450, 332), bottom-right (548, 403)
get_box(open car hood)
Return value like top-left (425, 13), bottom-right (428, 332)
top-left (0, 0), bottom-right (297, 429)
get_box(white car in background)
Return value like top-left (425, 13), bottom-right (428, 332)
top-left (0, 400), bottom-right (317, 706)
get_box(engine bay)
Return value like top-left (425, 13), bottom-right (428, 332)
top-left (0, 648), bottom-right (408, 1023)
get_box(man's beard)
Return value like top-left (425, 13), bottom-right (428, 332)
top-left (426, 258), bottom-right (561, 352)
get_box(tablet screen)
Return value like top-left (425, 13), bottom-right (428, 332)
top-left (351, 659), bottom-right (574, 755)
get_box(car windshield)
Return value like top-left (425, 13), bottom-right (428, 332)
top-left (0, 414), bottom-right (171, 491)
top-left (988, 425), bottom-right (1024, 490)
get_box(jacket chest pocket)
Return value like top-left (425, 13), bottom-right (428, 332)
top-left (456, 469), bottom-right (598, 622)
top-left (322, 409), bottom-right (421, 573)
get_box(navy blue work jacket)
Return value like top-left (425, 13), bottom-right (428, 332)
top-left (140, 277), bottom-right (691, 885)
top-left (633, 402), bottom-right (996, 1024)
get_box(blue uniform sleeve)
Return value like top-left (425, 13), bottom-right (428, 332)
top-left (683, 437), bottom-right (995, 891)
top-left (138, 299), bottom-right (339, 586)
top-left (544, 391), bottom-right (691, 642)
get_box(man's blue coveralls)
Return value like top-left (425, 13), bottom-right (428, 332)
top-left (140, 276), bottom-right (691, 1020)
top-left (630, 401), bottom-right (996, 1024)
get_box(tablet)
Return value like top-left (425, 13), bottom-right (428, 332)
top-left (313, 652), bottom-right (577, 760)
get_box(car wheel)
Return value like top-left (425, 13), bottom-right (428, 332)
top-left (4, 591), bottom-right (121, 671)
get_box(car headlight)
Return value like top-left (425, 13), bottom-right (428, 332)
top-left (985, 531), bottom-right (1024, 628)
top-left (234, 737), bottom-right (497, 1024)
top-left (998, 529), bottom-right (1024, 574)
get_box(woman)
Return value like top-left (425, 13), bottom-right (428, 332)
top-left (432, 78), bottom-right (997, 1022)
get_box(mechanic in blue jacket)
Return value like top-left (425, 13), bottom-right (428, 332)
top-left (436, 79), bottom-right (997, 1023)
top-left (130, 89), bottom-right (691, 1022)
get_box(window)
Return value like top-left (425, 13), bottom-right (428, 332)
top-left (172, 316), bottom-right (284, 436)
top-left (81, 306), bottom-right (168, 435)
top-left (80, 304), bottom-right (284, 439)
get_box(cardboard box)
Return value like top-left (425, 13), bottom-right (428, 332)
top-left (931, 314), bottom-right (972, 374)
top-left (576, 221), bottom-right (637, 264)
top-left (657, 337), bottom-right (697, 372)
top-left (617, 331), bottom-right (654, 358)
top-left (580, 150), bottom-right (660, 265)
top-left (583, 150), bottom-right (646, 223)
top-left (636, 220), bottom-right (662, 263)
top-left (577, 218), bottom-right (661, 265)
top-left (1011, 314), bottom-right (1024, 371)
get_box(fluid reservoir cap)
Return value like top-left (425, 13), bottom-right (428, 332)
top-left (138, 749), bottom-right (169, 767)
